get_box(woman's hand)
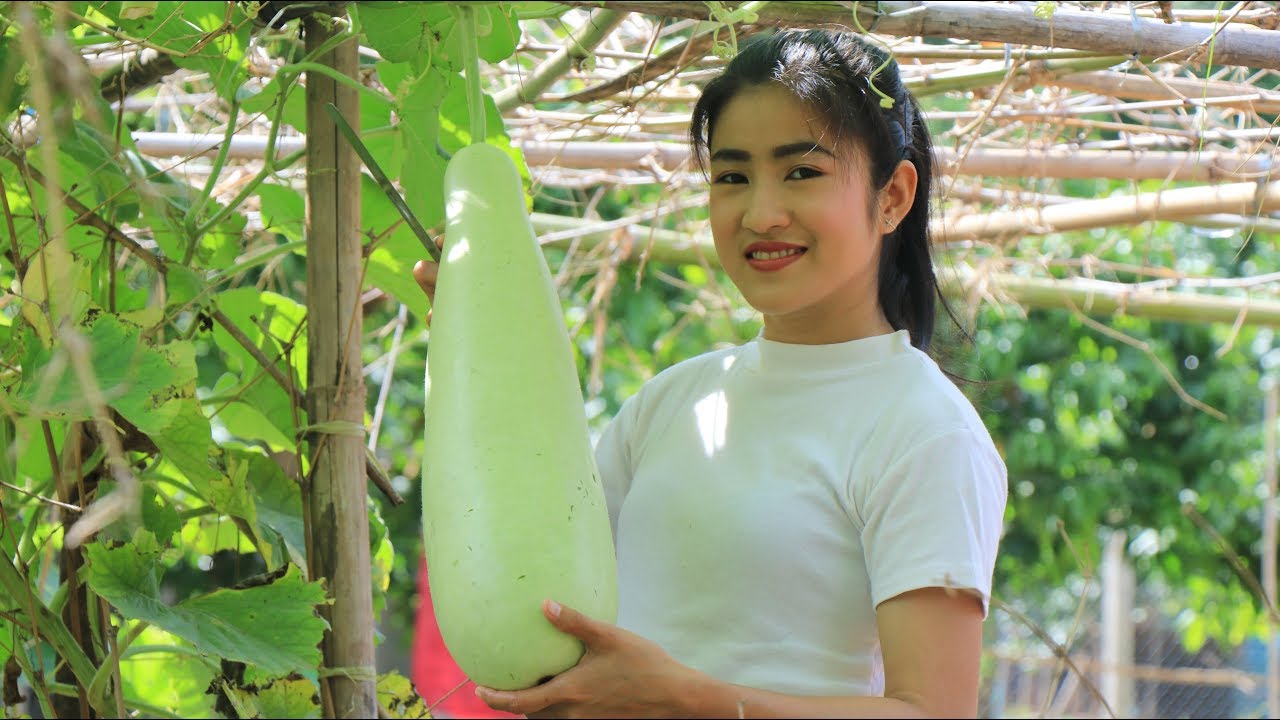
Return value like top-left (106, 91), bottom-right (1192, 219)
top-left (475, 600), bottom-right (697, 719)
top-left (412, 235), bottom-right (444, 323)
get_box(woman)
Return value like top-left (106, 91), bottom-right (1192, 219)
top-left (414, 29), bottom-right (1007, 718)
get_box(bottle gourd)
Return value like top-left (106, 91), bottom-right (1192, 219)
top-left (421, 142), bottom-right (619, 691)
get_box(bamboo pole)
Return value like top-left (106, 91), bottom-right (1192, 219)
top-left (1051, 71), bottom-right (1280, 115)
top-left (937, 180), bottom-right (1280, 243)
top-left (1266, 381), bottom-right (1279, 720)
top-left (493, 8), bottom-right (630, 112)
top-left (559, 1), bottom-right (1280, 71)
top-left (525, 212), bottom-right (1280, 328)
top-left (302, 16), bottom-right (376, 719)
top-left (129, 132), bottom-right (1276, 183)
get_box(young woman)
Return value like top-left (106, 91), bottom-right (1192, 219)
top-left (414, 29), bottom-right (1007, 719)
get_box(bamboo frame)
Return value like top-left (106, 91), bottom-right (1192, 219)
top-left (559, 1), bottom-right (1280, 71)
top-left (302, 17), bottom-right (376, 719)
top-left (127, 132), bottom-right (1277, 185)
top-left (524, 213), bottom-right (1280, 329)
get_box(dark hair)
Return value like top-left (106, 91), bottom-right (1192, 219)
top-left (690, 29), bottom-right (954, 354)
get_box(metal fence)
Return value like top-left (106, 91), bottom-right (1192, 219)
top-left (981, 589), bottom-right (1267, 719)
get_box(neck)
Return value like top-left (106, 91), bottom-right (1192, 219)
top-left (761, 303), bottom-right (895, 345)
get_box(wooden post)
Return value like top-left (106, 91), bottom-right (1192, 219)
top-left (1264, 380), bottom-right (1279, 719)
top-left (303, 14), bottom-right (375, 718)
top-left (1100, 530), bottom-right (1135, 718)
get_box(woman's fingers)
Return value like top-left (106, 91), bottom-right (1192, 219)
top-left (415, 235), bottom-right (445, 325)
top-left (413, 259), bottom-right (438, 301)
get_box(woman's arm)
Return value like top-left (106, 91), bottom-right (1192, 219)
top-left (476, 587), bottom-right (985, 719)
top-left (679, 587), bottom-right (984, 718)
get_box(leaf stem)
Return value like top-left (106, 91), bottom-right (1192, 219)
top-left (458, 6), bottom-right (487, 145)
top-left (184, 97), bottom-right (241, 259)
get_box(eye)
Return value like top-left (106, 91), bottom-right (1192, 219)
top-left (713, 172), bottom-right (747, 185)
top-left (787, 166), bottom-right (823, 180)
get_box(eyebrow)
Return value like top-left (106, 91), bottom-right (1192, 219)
top-left (709, 141), bottom-right (835, 163)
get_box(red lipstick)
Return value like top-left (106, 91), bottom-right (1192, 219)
top-left (744, 241), bottom-right (807, 272)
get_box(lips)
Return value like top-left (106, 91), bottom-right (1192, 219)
top-left (744, 241), bottom-right (807, 272)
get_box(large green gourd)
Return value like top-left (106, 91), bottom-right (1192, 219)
top-left (421, 142), bottom-right (619, 691)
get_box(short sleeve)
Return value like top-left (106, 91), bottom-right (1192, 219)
top-left (859, 428), bottom-right (1007, 617)
top-left (593, 394), bottom-right (641, 542)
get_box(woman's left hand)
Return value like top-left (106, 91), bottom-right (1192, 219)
top-left (475, 600), bottom-right (694, 719)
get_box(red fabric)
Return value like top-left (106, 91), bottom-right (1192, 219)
top-left (411, 554), bottom-right (521, 719)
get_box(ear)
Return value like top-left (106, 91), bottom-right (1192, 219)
top-left (878, 160), bottom-right (918, 234)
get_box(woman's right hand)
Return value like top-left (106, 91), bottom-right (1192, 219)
top-left (413, 235), bottom-right (444, 324)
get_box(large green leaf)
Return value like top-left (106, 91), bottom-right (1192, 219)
top-left (257, 183), bottom-right (305, 242)
top-left (477, 4), bottom-right (521, 63)
top-left (358, 2), bottom-right (457, 73)
top-left (240, 450), bottom-right (307, 568)
top-left (397, 68), bottom-right (450, 233)
top-left (362, 174), bottom-right (430, 317)
top-left (217, 401), bottom-right (295, 453)
top-left (83, 531), bottom-right (329, 677)
top-left (150, 399), bottom-right (221, 491)
top-left (212, 287), bottom-right (308, 383)
top-left (15, 313), bottom-right (195, 435)
top-left (118, 625), bottom-right (219, 719)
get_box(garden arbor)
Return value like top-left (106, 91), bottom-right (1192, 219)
top-left (1, 1), bottom-right (1279, 718)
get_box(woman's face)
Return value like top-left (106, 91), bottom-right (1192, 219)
top-left (707, 83), bottom-right (914, 345)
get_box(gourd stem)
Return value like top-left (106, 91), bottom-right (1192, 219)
top-left (458, 6), bottom-right (487, 146)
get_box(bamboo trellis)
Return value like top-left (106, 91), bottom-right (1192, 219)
top-left (60, 1), bottom-right (1280, 328)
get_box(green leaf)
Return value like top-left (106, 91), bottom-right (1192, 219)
top-left (99, 481), bottom-right (184, 546)
top-left (199, 212), bottom-right (248, 270)
top-left (258, 183), bottom-right (306, 242)
top-left (397, 69), bottom-right (451, 233)
top-left (369, 497), bottom-right (392, 622)
top-left (164, 263), bottom-right (207, 310)
top-left (241, 451), bottom-right (307, 568)
top-left (254, 676), bottom-right (321, 719)
top-left (212, 287), bottom-right (308, 383)
top-left (118, 625), bottom-right (219, 718)
top-left (151, 399), bottom-right (221, 491)
top-left (476, 5), bottom-right (521, 63)
top-left (377, 671), bottom-right (429, 719)
top-left (105, 1), bottom-right (253, 101)
top-left (439, 78), bottom-right (508, 152)
top-left (119, 1), bottom-right (159, 20)
top-left (359, 2), bottom-right (456, 73)
top-left (15, 313), bottom-right (194, 436)
top-left (362, 174), bottom-right (430, 317)
top-left (0, 38), bottom-right (30, 120)
top-left (60, 120), bottom-right (143, 222)
top-left (217, 401), bottom-right (295, 453)
top-left (83, 532), bottom-right (329, 677)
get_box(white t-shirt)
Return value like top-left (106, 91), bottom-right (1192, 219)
top-left (593, 329), bottom-right (1008, 696)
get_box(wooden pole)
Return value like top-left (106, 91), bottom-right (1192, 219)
top-left (1265, 380), bottom-right (1279, 720)
top-left (303, 15), bottom-right (376, 718)
top-left (559, 1), bottom-right (1280, 71)
top-left (1100, 530), bottom-right (1135, 719)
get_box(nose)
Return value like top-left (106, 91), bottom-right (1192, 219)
top-left (741, 183), bottom-right (791, 235)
